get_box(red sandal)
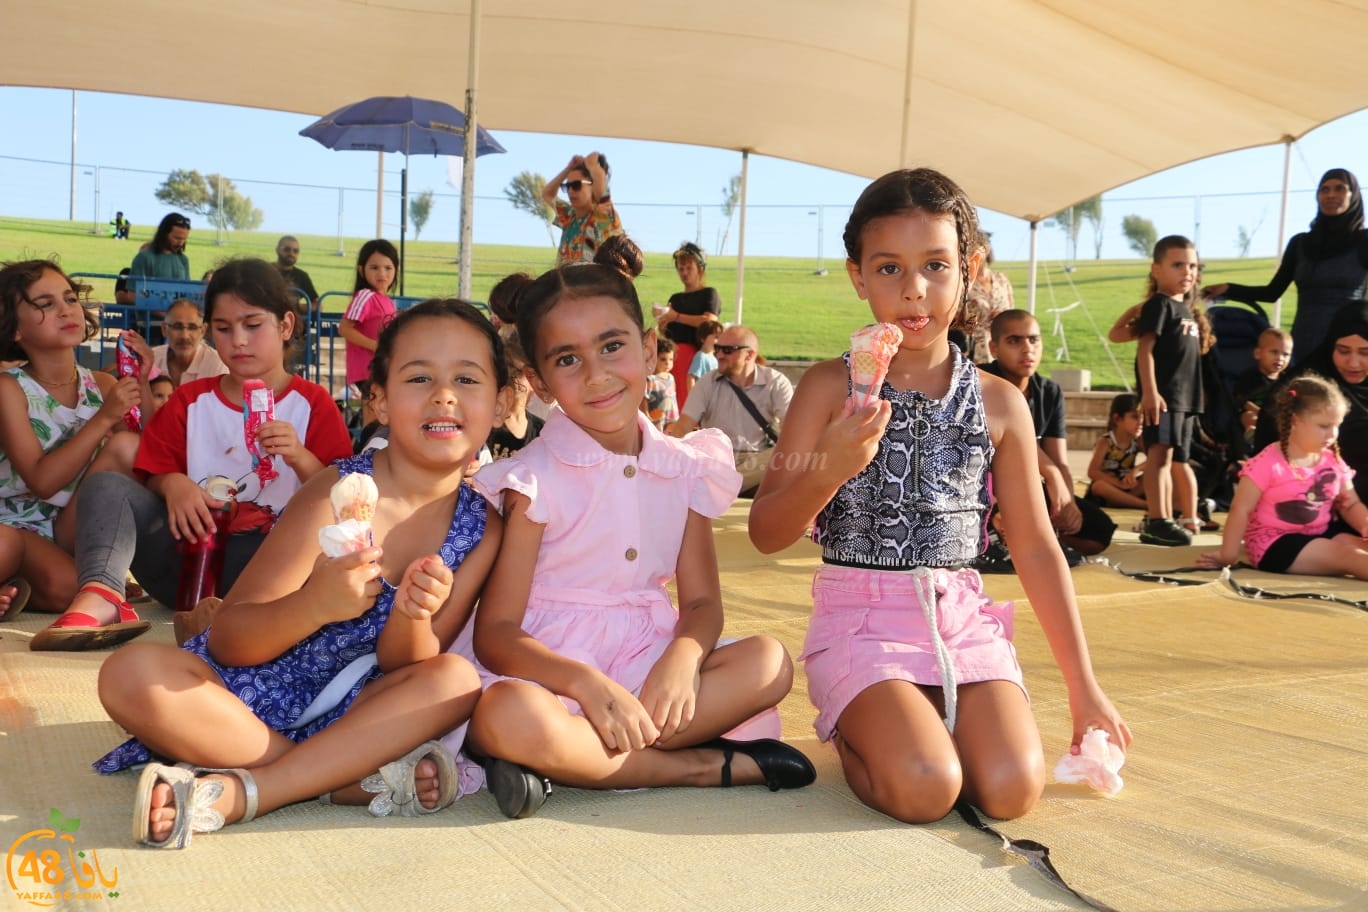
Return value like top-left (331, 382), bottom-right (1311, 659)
top-left (30, 584), bottom-right (152, 652)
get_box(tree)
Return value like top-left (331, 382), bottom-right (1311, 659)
top-left (1050, 203), bottom-right (1083, 263)
top-left (1236, 225), bottom-right (1254, 258)
top-left (154, 169), bottom-right (263, 231)
top-left (717, 174), bottom-right (742, 255)
top-left (1077, 195), bottom-right (1103, 259)
top-left (1121, 214), bottom-right (1157, 257)
top-left (409, 190), bottom-right (435, 240)
top-left (504, 171), bottom-right (555, 245)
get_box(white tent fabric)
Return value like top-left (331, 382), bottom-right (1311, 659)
top-left (7, 0), bottom-right (1368, 306)
top-left (9, 1), bottom-right (1368, 219)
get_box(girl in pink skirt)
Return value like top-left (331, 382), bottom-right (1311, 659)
top-left (749, 168), bottom-right (1131, 824)
top-left (462, 263), bottom-right (814, 819)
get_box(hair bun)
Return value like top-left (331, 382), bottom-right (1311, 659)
top-left (593, 234), bottom-right (644, 280)
top-left (488, 272), bottom-right (534, 325)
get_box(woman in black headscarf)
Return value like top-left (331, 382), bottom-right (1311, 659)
top-left (1254, 299), bottom-right (1368, 501)
top-left (1204, 168), bottom-right (1368, 357)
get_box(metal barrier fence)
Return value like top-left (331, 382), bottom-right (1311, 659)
top-left (68, 277), bottom-right (488, 441)
top-left (2, 150), bottom-right (1321, 263)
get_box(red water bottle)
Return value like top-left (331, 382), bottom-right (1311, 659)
top-left (175, 480), bottom-right (237, 613)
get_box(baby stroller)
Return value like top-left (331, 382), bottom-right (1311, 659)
top-left (1196, 299), bottom-right (1272, 508)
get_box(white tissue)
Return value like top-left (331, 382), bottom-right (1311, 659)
top-left (1053, 728), bottom-right (1125, 796)
top-left (318, 519), bottom-right (372, 558)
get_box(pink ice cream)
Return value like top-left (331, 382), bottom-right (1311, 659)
top-left (847, 322), bottom-right (903, 409)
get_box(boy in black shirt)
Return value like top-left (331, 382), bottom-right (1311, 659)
top-left (1137, 236), bottom-right (1206, 545)
top-left (982, 310), bottom-right (1116, 559)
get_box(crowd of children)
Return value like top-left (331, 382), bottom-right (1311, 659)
top-left (5, 159), bottom-right (1368, 853)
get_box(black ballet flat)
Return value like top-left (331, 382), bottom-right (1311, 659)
top-left (702, 737), bottom-right (817, 791)
top-left (483, 756), bottom-right (552, 819)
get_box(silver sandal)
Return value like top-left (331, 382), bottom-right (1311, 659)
top-left (359, 740), bottom-right (458, 816)
top-left (132, 763), bottom-right (259, 849)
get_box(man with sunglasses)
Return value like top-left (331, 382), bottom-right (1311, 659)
top-left (129, 212), bottom-right (192, 280)
top-left (669, 326), bottom-right (793, 497)
top-left (274, 236), bottom-right (319, 308)
top-left (541, 151), bottom-right (623, 266)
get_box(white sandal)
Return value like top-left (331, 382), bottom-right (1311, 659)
top-left (359, 740), bottom-right (458, 816)
top-left (132, 763), bottom-right (259, 849)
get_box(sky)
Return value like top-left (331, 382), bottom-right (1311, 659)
top-left (3, 86), bottom-right (1368, 266)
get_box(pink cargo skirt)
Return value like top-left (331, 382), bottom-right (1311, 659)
top-left (800, 564), bottom-right (1025, 742)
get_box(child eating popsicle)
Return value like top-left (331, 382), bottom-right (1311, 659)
top-left (30, 258), bottom-right (352, 651)
top-left (748, 168), bottom-right (1130, 823)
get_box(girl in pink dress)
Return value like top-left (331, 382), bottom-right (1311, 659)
top-left (462, 264), bottom-right (814, 818)
top-left (1198, 374), bottom-right (1368, 576)
top-left (339, 239), bottom-right (399, 426)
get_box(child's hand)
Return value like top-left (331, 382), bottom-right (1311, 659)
top-left (639, 643), bottom-right (702, 744)
top-left (576, 670), bottom-right (659, 752)
top-left (162, 474), bottom-right (224, 543)
top-left (253, 419), bottom-right (305, 467)
top-left (119, 330), bottom-right (155, 379)
top-left (1195, 550), bottom-right (1235, 569)
top-left (392, 555), bottom-right (453, 622)
top-left (1068, 682), bottom-right (1132, 757)
top-left (821, 399), bottom-right (892, 482)
top-left (307, 547), bottom-right (384, 624)
top-left (96, 377), bottom-right (142, 430)
top-left (1140, 391), bottom-right (1166, 426)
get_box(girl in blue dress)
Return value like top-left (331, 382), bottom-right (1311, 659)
top-left (94, 299), bottom-right (509, 848)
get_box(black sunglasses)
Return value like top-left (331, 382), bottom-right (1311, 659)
top-left (170, 216), bottom-right (191, 228)
top-left (562, 179), bottom-right (592, 192)
top-left (715, 344), bottom-right (751, 356)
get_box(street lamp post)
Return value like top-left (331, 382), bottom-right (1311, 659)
top-left (809, 207), bottom-right (828, 276)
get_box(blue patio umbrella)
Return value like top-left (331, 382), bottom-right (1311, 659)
top-left (300, 95), bottom-right (506, 293)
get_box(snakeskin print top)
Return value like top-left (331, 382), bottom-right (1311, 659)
top-left (812, 345), bottom-right (994, 568)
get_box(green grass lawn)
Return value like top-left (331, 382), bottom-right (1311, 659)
top-left (1, 216), bottom-right (1295, 387)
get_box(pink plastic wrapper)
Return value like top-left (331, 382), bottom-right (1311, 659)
top-left (1053, 728), bottom-right (1126, 796)
top-left (242, 379), bottom-right (279, 486)
top-left (847, 322), bottom-right (902, 409)
top-left (114, 335), bottom-right (142, 431)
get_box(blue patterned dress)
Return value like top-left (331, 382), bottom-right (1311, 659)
top-left (95, 453), bottom-right (487, 773)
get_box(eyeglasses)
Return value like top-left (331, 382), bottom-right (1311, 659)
top-left (165, 322), bottom-right (202, 333)
top-left (169, 216), bottom-right (191, 229)
top-left (715, 344), bottom-right (751, 356)
top-left (562, 179), bottom-right (592, 192)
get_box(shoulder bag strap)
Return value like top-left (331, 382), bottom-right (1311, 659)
top-left (724, 379), bottom-right (779, 445)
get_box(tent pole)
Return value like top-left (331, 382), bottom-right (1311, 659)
top-left (400, 164), bottom-right (408, 295)
top-left (899, 0), bottom-right (918, 166)
top-left (1027, 220), bottom-right (1039, 314)
top-left (376, 151), bottom-right (384, 239)
top-left (458, 0), bottom-right (482, 300)
top-left (1273, 135), bottom-right (1294, 329)
top-left (734, 149), bottom-right (749, 325)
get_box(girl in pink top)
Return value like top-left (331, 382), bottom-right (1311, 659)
top-left (339, 239), bottom-right (399, 425)
top-left (1198, 374), bottom-right (1368, 576)
top-left (461, 264), bottom-right (814, 819)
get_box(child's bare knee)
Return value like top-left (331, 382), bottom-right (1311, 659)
top-left (869, 756), bottom-right (961, 824)
top-left (968, 760), bottom-right (1045, 821)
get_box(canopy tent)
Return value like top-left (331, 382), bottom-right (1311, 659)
top-left (8, 0), bottom-right (1368, 314)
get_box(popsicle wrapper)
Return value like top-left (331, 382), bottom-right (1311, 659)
top-left (115, 335), bottom-right (142, 431)
top-left (1053, 728), bottom-right (1126, 796)
top-left (242, 379), bottom-right (279, 486)
top-left (847, 323), bottom-right (903, 409)
top-left (319, 472), bottom-right (378, 557)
